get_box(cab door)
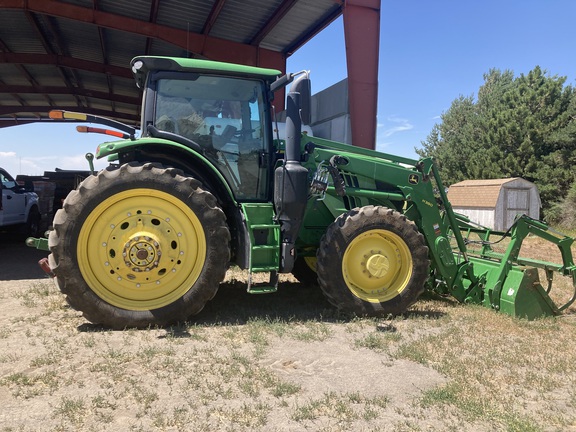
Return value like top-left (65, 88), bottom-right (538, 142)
top-left (152, 75), bottom-right (272, 202)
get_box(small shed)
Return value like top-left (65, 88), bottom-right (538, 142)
top-left (447, 178), bottom-right (541, 231)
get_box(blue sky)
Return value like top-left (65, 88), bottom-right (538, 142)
top-left (2, 0), bottom-right (576, 176)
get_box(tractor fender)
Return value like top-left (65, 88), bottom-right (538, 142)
top-left (97, 136), bottom-right (236, 203)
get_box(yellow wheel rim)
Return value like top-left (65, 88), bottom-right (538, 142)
top-left (342, 229), bottom-right (412, 303)
top-left (77, 189), bottom-right (206, 311)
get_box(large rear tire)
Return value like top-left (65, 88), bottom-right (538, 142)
top-left (316, 206), bottom-right (429, 316)
top-left (48, 162), bottom-right (230, 329)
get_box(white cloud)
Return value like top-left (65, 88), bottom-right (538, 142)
top-left (380, 116), bottom-right (413, 138)
top-left (0, 151), bottom-right (21, 176)
top-left (1, 153), bottom-right (108, 177)
top-left (374, 116), bottom-right (413, 153)
top-left (1, 122), bottom-right (113, 176)
top-left (373, 116), bottom-right (421, 159)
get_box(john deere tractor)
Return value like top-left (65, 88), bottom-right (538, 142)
top-left (36, 56), bottom-right (575, 328)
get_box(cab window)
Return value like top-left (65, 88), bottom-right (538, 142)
top-left (154, 76), bottom-right (270, 201)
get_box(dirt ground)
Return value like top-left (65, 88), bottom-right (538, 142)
top-left (1, 233), bottom-right (575, 431)
top-left (0, 235), bottom-right (451, 431)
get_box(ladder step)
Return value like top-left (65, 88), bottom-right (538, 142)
top-left (247, 285), bottom-right (278, 294)
top-left (247, 271), bottom-right (279, 294)
top-left (241, 202), bottom-right (280, 275)
top-left (250, 223), bottom-right (279, 229)
top-left (251, 266), bottom-right (278, 272)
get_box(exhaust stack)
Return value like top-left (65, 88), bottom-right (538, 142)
top-left (274, 73), bottom-right (311, 272)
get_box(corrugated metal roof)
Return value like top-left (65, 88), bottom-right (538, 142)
top-left (99, 0), bottom-right (153, 23)
top-left (210, 1), bottom-right (283, 44)
top-left (261, 0), bottom-right (341, 53)
top-left (447, 178), bottom-right (520, 208)
top-left (0, 0), bottom-right (346, 128)
top-left (155, 0), bottom-right (213, 33)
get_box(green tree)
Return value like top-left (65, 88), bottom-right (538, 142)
top-left (417, 66), bottom-right (576, 217)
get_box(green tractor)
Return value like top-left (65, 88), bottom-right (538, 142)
top-left (34, 56), bottom-right (576, 328)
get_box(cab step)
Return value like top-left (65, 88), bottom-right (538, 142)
top-left (247, 271), bottom-right (279, 294)
top-left (241, 202), bottom-right (280, 274)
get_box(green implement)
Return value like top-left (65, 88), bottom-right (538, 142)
top-left (449, 214), bottom-right (576, 319)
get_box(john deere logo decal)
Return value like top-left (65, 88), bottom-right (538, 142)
top-left (408, 174), bottom-right (419, 185)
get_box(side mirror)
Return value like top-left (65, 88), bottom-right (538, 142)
top-left (290, 74), bottom-right (311, 125)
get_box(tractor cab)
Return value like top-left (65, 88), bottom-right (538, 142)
top-left (133, 57), bottom-right (281, 201)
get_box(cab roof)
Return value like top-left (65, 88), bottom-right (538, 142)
top-left (131, 56), bottom-right (281, 88)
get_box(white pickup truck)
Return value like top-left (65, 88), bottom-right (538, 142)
top-left (0, 167), bottom-right (41, 237)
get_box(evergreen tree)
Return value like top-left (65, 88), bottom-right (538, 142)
top-left (417, 66), bottom-right (576, 217)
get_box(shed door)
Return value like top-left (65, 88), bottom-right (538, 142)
top-left (504, 188), bottom-right (530, 229)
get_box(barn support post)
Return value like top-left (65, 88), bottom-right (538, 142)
top-left (343, 0), bottom-right (380, 150)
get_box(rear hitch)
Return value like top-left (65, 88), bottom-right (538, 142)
top-left (26, 234), bottom-right (54, 277)
top-left (25, 235), bottom-right (49, 251)
top-left (38, 257), bottom-right (55, 278)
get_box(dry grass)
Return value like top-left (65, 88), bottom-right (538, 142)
top-left (1, 245), bottom-right (576, 431)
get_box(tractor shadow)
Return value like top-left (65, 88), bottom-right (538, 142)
top-left (194, 279), bottom-right (447, 327)
top-left (75, 280), bottom-right (338, 334)
top-left (76, 279), bottom-right (447, 334)
top-left (195, 279), bottom-right (338, 325)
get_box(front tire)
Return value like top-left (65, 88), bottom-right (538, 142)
top-left (49, 162), bottom-right (230, 328)
top-left (316, 206), bottom-right (429, 317)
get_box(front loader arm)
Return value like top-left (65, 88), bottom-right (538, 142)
top-left (307, 140), bottom-right (573, 319)
top-left (310, 147), bottom-right (478, 297)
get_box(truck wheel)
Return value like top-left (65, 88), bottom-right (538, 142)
top-left (316, 205), bottom-right (429, 317)
top-left (48, 162), bottom-right (230, 329)
top-left (291, 256), bottom-right (318, 286)
top-left (23, 207), bottom-right (41, 238)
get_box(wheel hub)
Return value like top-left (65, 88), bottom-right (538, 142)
top-left (365, 253), bottom-right (389, 278)
top-left (342, 229), bottom-right (413, 303)
top-left (124, 236), bottom-right (161, 272)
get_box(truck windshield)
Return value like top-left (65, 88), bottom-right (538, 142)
top-left (154, 76), bottom-right (269, 200)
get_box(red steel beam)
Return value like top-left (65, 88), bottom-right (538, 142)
top-left (0, 84), bottom-right (140, 105)
top-left (0, 0), bottom-right (285, 70)
top-left (144, 0), bottom-right (161, 54)
top-left (0, 52), bottom-right (133, 78)
top-left (343, 0), bottom-right (380, 150)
